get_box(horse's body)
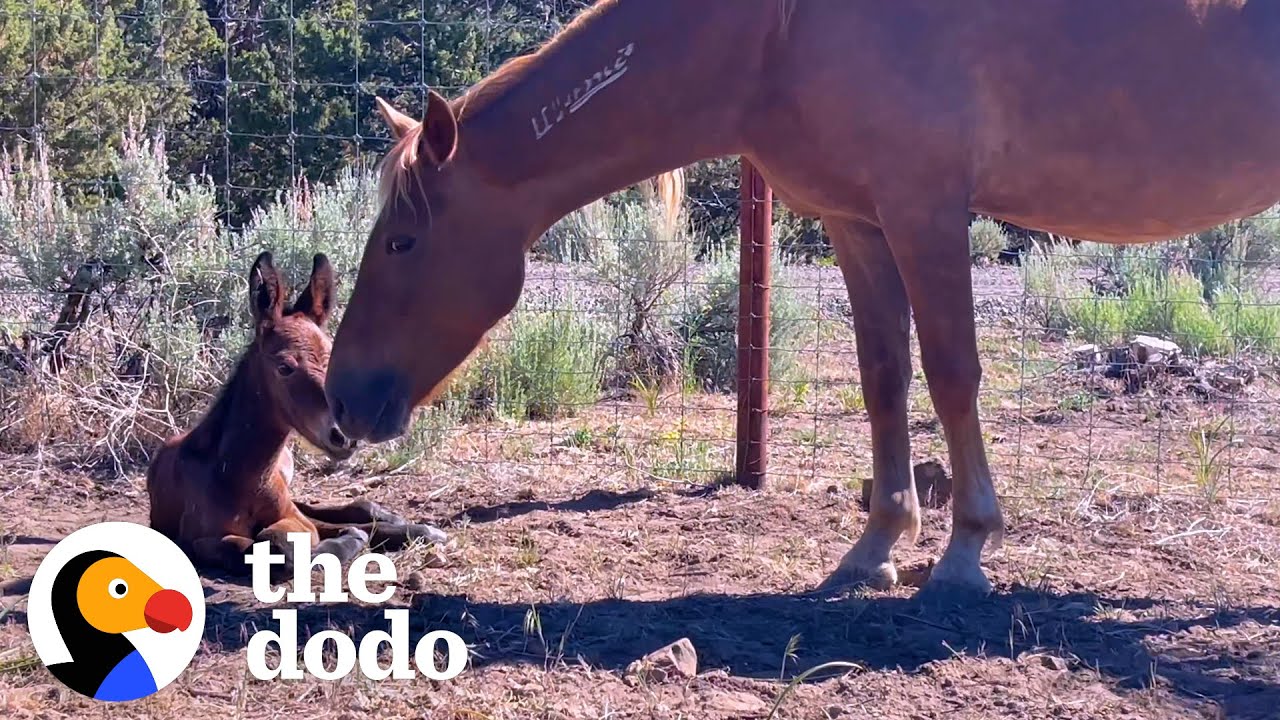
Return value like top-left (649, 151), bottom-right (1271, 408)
top-left (326, 0), bottom-right (1280, 595)
top-left (147, 253), bottom-right (445, 575)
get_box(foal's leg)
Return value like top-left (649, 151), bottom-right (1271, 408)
top-left (189, 535), bottom-right (256, 575)
top-left (820, 218), bottom-right (919, 590)
top-left (310, 518), bottom-right (448, 552)
top-left (294, 498), bottom-right (408, 526)
top-left (256, 514), bottom-right (369, 576)
top-left (880, 199), bottom-right (1004, 595)
top-left (296, 498), bottom-right (449, 551)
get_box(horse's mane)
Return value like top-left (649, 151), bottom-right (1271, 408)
top-left (379, 1), bottom-right (618, 210)
top-left (183, 350), bottom-right (255, 455)
top-left (377, 0), bottom-right (689, 217)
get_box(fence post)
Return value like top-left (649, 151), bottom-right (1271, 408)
top-left (736, 158), bottom-right (772, 489)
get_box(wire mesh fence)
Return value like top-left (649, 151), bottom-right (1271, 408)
top-left (1, 0), bottom-right (1279, 525)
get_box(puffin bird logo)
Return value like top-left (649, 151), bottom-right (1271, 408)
top-left (27, 522), bottom-right (205, 703)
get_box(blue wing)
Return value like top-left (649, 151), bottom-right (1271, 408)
top-left (94, 650), bottom-right (158, 702)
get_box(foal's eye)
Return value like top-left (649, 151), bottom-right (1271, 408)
top-left (386, 235), bottom-right (416, 255)
top-left (277, 363), bottom-right (295, 377)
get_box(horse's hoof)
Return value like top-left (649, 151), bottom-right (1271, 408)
top-left (815, 561), bottom-right (897, 594)
top-left (914, 562), bottom-right (993, 605)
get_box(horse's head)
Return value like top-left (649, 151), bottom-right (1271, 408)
top-left (247, 251), bottom-right (357, 460)
top-left (326, 92), bottom-right (530, 442)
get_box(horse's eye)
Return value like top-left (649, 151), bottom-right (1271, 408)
top-left (387, 235), bottom-right (416, 255)
top-left (277, 363), bottom-right (295, 377)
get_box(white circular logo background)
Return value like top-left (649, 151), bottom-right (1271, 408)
top-left (27, 521), bottom-right (206, 697)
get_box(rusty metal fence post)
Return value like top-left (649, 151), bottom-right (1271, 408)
top-left (736, 158), bottom-right (772, 489)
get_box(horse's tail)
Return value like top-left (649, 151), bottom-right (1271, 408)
top-left (650, 168), bottom-right (685, 235)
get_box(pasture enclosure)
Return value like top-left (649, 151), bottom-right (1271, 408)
top-left (2, 2), bottom-right (1280, 719)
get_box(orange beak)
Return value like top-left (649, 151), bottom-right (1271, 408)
top-left (144, 589), bottom-right (192, 633)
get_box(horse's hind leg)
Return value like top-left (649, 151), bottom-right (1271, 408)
top-left (879, 195), bottom-right (1003, 596)
top-left (820, 218), bottom-right (919, 591)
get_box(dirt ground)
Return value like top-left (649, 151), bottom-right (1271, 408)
top-left (2, 265), bottom-right (1280, 719)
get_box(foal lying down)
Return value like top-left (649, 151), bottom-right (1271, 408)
top-left (147, 251), bottom-right (445, 575)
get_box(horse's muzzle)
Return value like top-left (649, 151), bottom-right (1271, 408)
top-left (326, 368), bottom-right (411, 443)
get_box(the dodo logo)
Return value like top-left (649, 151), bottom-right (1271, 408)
top-left (27, 522), bottom-right (205, 702)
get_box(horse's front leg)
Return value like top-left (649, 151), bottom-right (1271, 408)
top-left (880, 195), bottom-right (1004, 597)
top-left (819, 218), bottom-right (919, 591)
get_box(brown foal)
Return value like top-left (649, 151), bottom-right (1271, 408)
top-left (325, 0), bottom-right (1280, 596)
top-left (147, 252), bottom-right (445, 575)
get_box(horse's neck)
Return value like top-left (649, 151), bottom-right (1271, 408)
top-left (185, 354), bottom-right (291, 487)
top-left (458, 0), bottom-right (775, 230)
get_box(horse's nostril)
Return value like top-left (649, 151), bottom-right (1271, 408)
top-left (330, 427), bottom-right (348, 448)
top-left (332, 399), bottom-right (346, 425)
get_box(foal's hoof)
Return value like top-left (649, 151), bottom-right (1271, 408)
top-left (314, 527), bottom-right (371, 564)
top-left (407, 523), bottom-right (448, 546)
top-left (815, 561), bottom-right (897, 594)
top-left (341, 526), bottom-right (371, 544)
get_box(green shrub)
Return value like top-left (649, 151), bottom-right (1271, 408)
top-left (237, 166), bottom-right (380, 318)
top-left (1023, 243), bottom-right (1075, 332)
top-left (968, 216), bottom-right (1008, 263)
top-left (547, 173), bottom-right (689, 387)
top-left (1184, 209), bottom-right (1280, 300)
top-left (676, 246), bottom-right (816, 392)
top-left (1027, 239), bottom-right (1280, 357)
top-left (1212, 290), bottom-right (1280, 355)
top-left (469, 305), bottom-right (609, 421)
top-left (0, 129), bottom-right (238, 458)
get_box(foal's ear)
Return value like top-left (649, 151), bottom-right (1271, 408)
top-left (419, 89), bottom-right (458, 166)
top-left (249, 251), bottom-right (286, 328)
top-left (292, 253), bottom-right (337, 327)
top-left (375, 96), bottom-right (418, 141)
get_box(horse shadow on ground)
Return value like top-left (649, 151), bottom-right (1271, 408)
top-left (204, 587), bottom-right (1280, 718)
top-left (445, 479), bottom-right (739, 526)
top-left (447, 487), bottom-right (662, 525)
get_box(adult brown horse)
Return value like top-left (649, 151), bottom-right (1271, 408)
top-left (148, 252), bottom-right (446, 576)
top-left (325, 0), bottom-right (1280, 596)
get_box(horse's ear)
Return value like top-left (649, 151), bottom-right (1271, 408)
top-left (375, 96), bottom-right (418, 141)
top-left (293, 253), bottom-right (337, 327)
top-left (419, 89), bottom-right (458, 166)
top-left (248, 251), bottom-right (286, 329)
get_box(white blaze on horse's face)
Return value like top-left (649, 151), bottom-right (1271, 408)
top-left (326, 93), bottom-right (527, 443)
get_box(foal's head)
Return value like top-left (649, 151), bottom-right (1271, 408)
top-left (245, 251), bottom-right (355, 460)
